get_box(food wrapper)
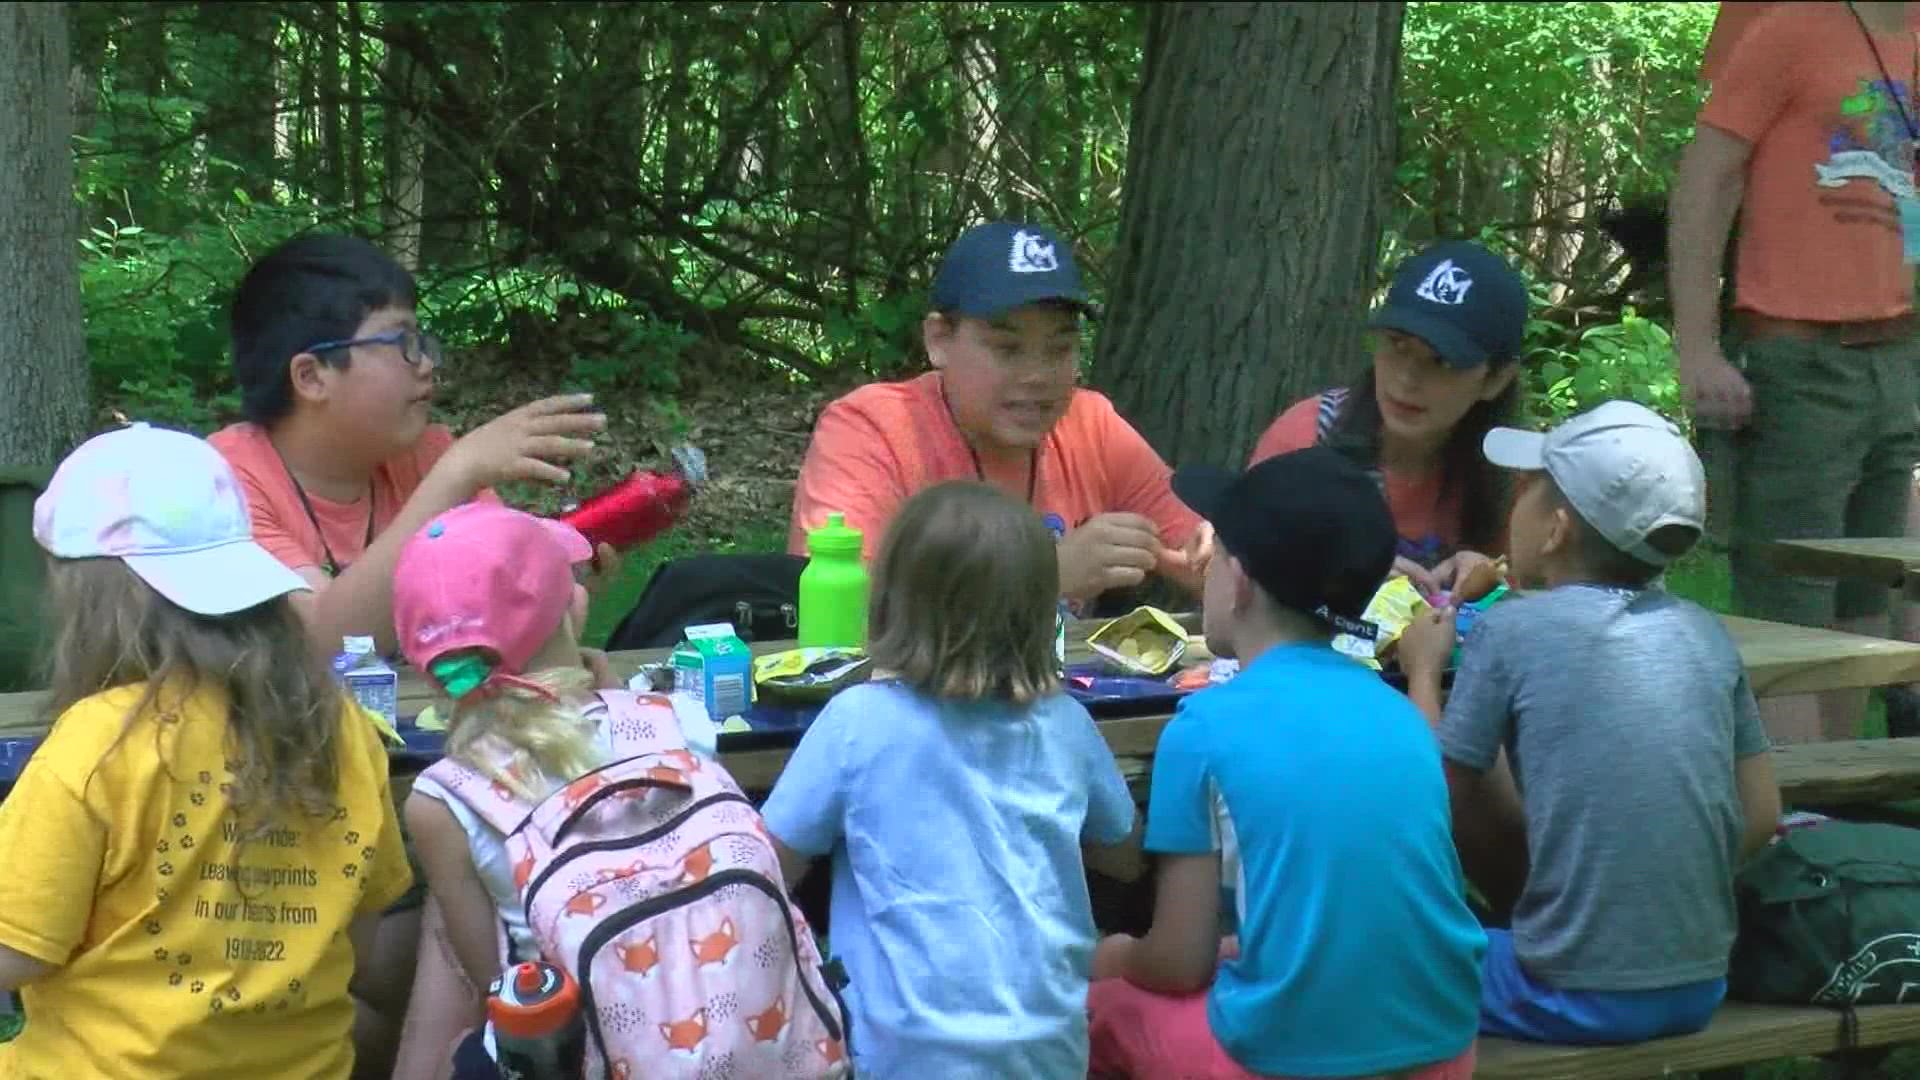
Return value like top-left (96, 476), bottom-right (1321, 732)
top-left (752, 647), bottom-right (871, 703)
top-left (1087, 606), bottom-right (1188, 677)
top-left (1333, 576), bottom-right (1428, 668)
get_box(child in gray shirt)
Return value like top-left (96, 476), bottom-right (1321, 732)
top-left (1400, 400), bottom-right (1781, 1045)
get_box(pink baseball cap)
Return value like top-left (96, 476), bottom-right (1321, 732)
top-left (34, 422), bottom-right (311, 615)
top-left (392, 502), bottom-right (594, 683)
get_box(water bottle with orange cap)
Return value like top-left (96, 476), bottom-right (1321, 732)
top-left (487, 960), bottom-right (584, 1078)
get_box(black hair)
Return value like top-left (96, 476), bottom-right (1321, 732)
top-left (229, 233), bottom-right (417, 426)
top-left (1321, 366), bottom-right (1518, 556)
top-left (1545, 477), bottom-right (1698, 588)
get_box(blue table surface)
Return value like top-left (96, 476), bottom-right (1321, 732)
top-left (0, 666), bottom-right (1203, 783)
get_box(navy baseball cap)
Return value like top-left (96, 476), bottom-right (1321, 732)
top-left (1172, 447), bottom-right (1397, 634)
top-left (1368, 240), bottom-right (1529, 369)
top-left (929, 221), bottom-right (1095, 319)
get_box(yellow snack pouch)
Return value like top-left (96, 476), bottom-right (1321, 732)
top-left (1331, 576), bottom-right (1430, 668)
top-left (1087, 606), bottom-right (1189, 677)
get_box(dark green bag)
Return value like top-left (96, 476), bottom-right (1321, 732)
top-left (1729, 821), bottom-right (1920, 1006)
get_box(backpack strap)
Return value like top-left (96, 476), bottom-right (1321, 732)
top-left (416, 752), bottom-right (536, 838)
top-left (1313, 388), bottom-right (1348, 445)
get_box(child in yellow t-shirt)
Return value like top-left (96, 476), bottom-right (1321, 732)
top-left (0, 423), bottom-right (412, 1079)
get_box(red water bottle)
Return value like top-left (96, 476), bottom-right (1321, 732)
top-left (557, 446), bottom-right (707, 552)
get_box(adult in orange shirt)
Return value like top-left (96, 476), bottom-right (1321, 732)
top-left (1248, 241), bottom-right (1528, 599)
top-left (789, 221), bottom-right (1211, 608)
top-left (1671, 0), bottom-right (1920, 743)
top-left (207, 233), bottom-right (608, 1074)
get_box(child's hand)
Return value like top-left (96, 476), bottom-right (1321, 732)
top-left (1217, 934), bottom-right (1240, 962)
top-left (1432, 550), bottom-right (1490, 593)
top-left (1391, 556), bottom-right (1441, 600)
top-left (581, 648), bottom-right (621, 690)
top-left (444, 394), bottom-right (606, 491)
top-left (584, 542), bottom-right (623, 595)
top-left (1396, 606), bottom-right (1458, 679)
top-left (1092, 933), bottom-right (1138, 982)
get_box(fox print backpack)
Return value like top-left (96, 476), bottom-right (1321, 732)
top-left (417, 690), bottom-right (850, 1079)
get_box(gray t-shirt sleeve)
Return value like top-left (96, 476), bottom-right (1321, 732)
top-left (1437, 612), bottom-right (1513, 772)
top-left (1731, 668), bottom-right (1769, 758)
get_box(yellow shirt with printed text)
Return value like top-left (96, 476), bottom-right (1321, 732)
top-left (0, 683), bottom-right (411, 1079)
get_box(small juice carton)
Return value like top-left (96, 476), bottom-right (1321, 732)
top-left (334, 635), bottom-right (398, 729)
top-left (671, 623), bottom-right (753, 721)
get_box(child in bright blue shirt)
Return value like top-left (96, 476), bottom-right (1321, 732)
top-left (1088, 447), bottom-right (1486, 1080)
top-left (762, 480), bottom-right (1136, 1079)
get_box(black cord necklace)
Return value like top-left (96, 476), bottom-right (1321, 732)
top-left (938, 378), bottom-right (1039, 504)
top-left (271, 442), bottom-right (374, 578)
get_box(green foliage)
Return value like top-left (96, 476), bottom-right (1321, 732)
top-left (1523, 307), bottom-right (1682, 429)
top-left (70, 2), bottom-right (1723, 452)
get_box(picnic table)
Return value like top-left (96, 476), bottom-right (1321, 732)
top-left (0, 612), bottom-right (1918, 805)
top-left (1763, 537), bottom-right (1920, 597)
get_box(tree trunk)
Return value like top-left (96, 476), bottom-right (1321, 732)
top-left (1094, 1), bottom-right (1405, 468)
top-left (346, 0), bottom-right (366, 213)
top-left (382, 30), bottom-right (424, 270)
top-left (0, 1), bottom-right (91, 469)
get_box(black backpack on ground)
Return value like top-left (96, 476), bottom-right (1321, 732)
top-left (604, 553), bottom-right (807, 651)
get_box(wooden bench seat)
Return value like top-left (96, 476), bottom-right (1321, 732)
top-left (1474, 1001), bottom-right (1920, 1079)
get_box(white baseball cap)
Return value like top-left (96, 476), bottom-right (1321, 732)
top-left (1482, 400), bottom-right (1706, 567)
top-left (34, 423), bottom-right (312, 615)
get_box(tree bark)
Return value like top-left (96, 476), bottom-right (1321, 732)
top-left (1093, 1), bottom-right (1405, 468)
top-left (381, 21), bottom-right (425, 270)
top-left (0, 1), bottom-right (91, 469)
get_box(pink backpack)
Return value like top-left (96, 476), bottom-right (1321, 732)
top-left (416, 690), bottom-right (850, 1079)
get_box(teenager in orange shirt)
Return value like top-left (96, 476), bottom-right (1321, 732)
top-left (788, 221), bottom-right (1212, 609)
top-left (1249, 241), bottom-right (1529, 599)
top-left (208, 233), bottom-right (612, 1075)
top-left (1671, 0), bottom-right (1920, 743)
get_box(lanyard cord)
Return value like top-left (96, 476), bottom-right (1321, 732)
top-left (1849, 1), bottom-right (1920, 143)
top-left (937, 378), bottom-right (1039, 505)
top-left (272, 443), bottom-right (374, 578)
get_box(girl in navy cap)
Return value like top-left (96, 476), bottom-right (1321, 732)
top-left (1250, 241), bottom-right (1530, 602)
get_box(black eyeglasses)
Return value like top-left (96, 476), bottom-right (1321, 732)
top-left (306, 328), bottom-right (445, 369)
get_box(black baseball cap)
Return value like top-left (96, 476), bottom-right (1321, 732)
top-left (1368, 240), bottom-right (1528, 369)
top-left (929, 221), bottom-right (1096, 319)
top-left (1172, 447), bottom-right (1397, 633)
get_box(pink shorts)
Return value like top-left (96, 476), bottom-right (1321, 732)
top-left (1086, 978), bottom-right (1477, 1080)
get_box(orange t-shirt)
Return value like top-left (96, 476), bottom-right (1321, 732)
top-left (1249, 394), bottom-right (1468, 567)
top-left (1702, 4), bottom-right (1920, 85)
top-left (1702, 2), bottom-right (1920, 322)
top-left (787, 372), bottom-right (1202, 564)
top-left (209, 423), bottom-right (494, 576)
top-left (1702, 3), bottom-right (1775, 86)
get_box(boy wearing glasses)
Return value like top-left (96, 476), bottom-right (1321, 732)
top-left (209, 234), bottom-right (612, 1075)
top-left (211, 233), bottom-right (610, 657)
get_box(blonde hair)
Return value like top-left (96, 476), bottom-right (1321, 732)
top-left (43, 557), bottom-right (343, 832)
top-left (867, 481), bottom-right (1061, 704)
top-left (441, 663), bottom-right (606, 802)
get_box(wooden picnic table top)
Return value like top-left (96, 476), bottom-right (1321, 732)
top-left (2, 611), bottom-right (1920, 806)
top-left (1762, 536), bottom-right (1920, 588)
top-left (0, 610), bottom-right (1913, 739)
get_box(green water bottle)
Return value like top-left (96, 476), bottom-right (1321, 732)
top-left (799, 513), bottom-right (869, 648)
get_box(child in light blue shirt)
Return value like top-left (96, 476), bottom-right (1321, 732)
top-left (762, 480), bottom-right (1135, 1079)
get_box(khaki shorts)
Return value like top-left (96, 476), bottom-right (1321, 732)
top-left (1723, 325), bottom-right (1920, 626)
